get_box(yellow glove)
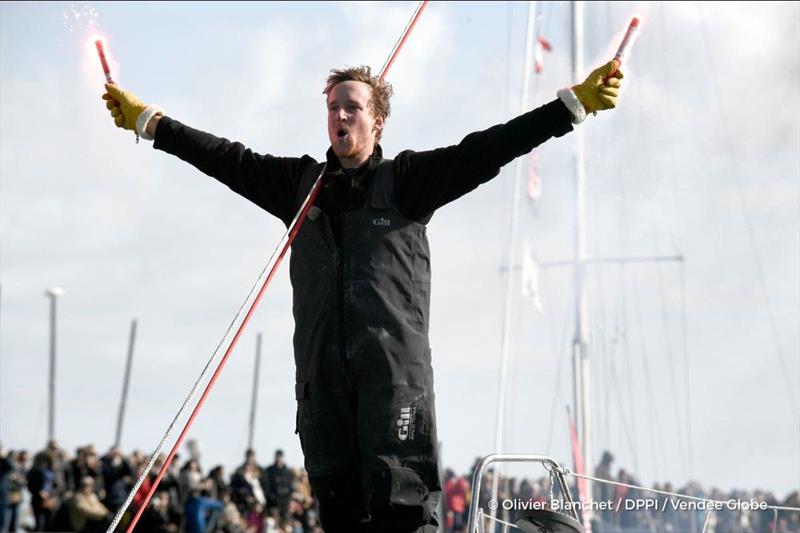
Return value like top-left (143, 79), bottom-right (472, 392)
top-left (101, 83), bottom-right (148, 131)
top-left (572, 60), bottom-right (624, 114)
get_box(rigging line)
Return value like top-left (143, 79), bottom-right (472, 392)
top-left (491, 4), bottom-right (538, 527)
top-left (653, 229), bottom-right (688, 477)
top-left (565, 471), bottom-right (800, 513)
top-left (597, 270), bottom-right (616, 446)
top-left (545, 274), bottom-right (574, 453)
top-left (596, 264), bottom-right (640, 474)
top-left (505, 290), bottom-right (527, 452)
top-left (679, 257), bottom-right (694, 475)
top-left (659, 3), bottom-right (681, 228)
top-left (701, 509), bottom-right (711, 533)
top-left (519, 0), bottom-right (550, 452)
top-left (618, 3), bottom-right (683, 484)
top-left (694, 2), bottom-right (799, 429)
top-left (108, 254), bottom-right (272, 533)
top-left (624, 269), bottom-right (658, 486)
top-left (594, 264), bottom-right (612, 451)
top-left (516, 0), bottom-right (551, 452)
top-left (607, 328), bottom-right (639, 478)
top-left (630, 269), bottom-right (664, 483)
top-left (594, 266), bottom-right (626, 465)
top-left (661, 0), bottom-right (694, 480)
top-left (596, 261), bottom-right (619, 458)
top-left (618, 264), bottom-right (642, 478)
top-left (505, 1), bottom-right (513, 116)
top-left (111, 3), bottom-right (429, 532)
top-left (118, 162), bottom-right (328, 533)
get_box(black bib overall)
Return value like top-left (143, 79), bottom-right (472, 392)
top-left (289, 160), bottom-right (440, 532)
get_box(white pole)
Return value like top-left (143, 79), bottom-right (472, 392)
top-left (571, 1), bottom-right (594, 529)
top-left (45, 287), bottom-right (64, 443)
top-left (115, 319), bottom-right (138, 447)
top-left (490, 2), bottom-right (537, 529)
top-left (247, 332), bottom-right (262, 451)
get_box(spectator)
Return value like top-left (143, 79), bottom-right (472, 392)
top-left (237, 449), bottom-right (263, 477)
top-left (155, 453), bottom-right (184, 517)
top-left (444, 468), bottom-right (468, 533)
top-left (208, 464), bottom-right (228, 500)
top-left (68, 475), bottom-right (110, 532)
top-left (5, 449), bottom-right (27, 532)
top-left (231, 461), bottom-right (266, 519)
top-left (290, 468), bottom-right (315, 529)
top-left (101, 446), bottom-right (133, 512)
top-left (217, 488), bottom-right (247, 533)
top-left (180, 459), bottom-right (204, 504)
top-left (43, 440), bottom-right (66, 494)
top-left (131, 461), bottom-right (154, 518)
top-left (139, 489), bottom-right (180, 532)
top-left (27, 451), bottom-right (57, 531)
top-left (0, 446), bottom-right (11, 533)
top-left (184, 480), bottom-right (223, 533)
top-left (265, 449), bottom-right (293, 524)
top-left (246, 502), bottom-right (266, 533)
top-left (593, 450), bottom-right (615, 531)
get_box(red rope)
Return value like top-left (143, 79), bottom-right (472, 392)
top-left (380, 1), bottom-right (428, 80)
top-left (123, 3), bottom-right (428, 531)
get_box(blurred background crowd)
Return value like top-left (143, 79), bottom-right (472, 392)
top-left (1, 443), bottom-right (797, 532)
top-left (0, 441), bottom-right (315, 533)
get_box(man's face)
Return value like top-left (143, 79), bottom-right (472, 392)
top-left (327, 81), bottom-right (384, 165)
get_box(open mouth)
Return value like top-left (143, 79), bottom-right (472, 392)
top-left (337, 128), bottom-right (347, 138)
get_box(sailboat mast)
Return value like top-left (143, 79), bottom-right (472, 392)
top-left (571, 0), bottom-right (594, 515)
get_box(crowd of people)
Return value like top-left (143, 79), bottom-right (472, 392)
top-left (0, 441), bottom-right (318, 532)
top-left (1, 442), bottom-right (798, 532)
top-left (443, 452), bottom-right (800, 533)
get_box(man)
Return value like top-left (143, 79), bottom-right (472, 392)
top-left (100, 446), bottom-right (133, 513)
top-left (264, 449), bottom-right (294, 524)
top-left (184, 480), bottom-right (224, 533)
top-left (102, 61), bottom-right (622, 532)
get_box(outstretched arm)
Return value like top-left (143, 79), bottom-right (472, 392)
top-left (393, 60), bottom-right (624, 222)
top-left (102, 84), bottom-right (307, 225)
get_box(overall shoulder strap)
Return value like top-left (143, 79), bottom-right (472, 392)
top-left (293, 161), bottom-right (327, 216)
top-left (369, 159), bottom-right (395, 209)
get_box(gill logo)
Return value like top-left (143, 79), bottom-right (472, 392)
top-left (372, 217), bottom-right (391, 227)
top-left (396, 406), bottom-right (417, 441)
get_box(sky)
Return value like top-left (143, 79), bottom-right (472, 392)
top-left (1, 0), bottom-right (798, 503)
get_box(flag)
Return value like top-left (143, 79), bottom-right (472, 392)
top-left (534, 36), bottom-right (552, 74)
top-left (521, 241), bottom-right (543, 313)
top-left (527, 150), bottom-right (542, 201)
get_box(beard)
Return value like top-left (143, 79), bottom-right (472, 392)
top-left (332, 132), bottom-right (359, 157)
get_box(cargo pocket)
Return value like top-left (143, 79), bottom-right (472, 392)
top-left (369, 466), bottom-right (431, 530)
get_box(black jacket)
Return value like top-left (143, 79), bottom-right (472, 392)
top-left (152, 99), bottom-right (573, 225)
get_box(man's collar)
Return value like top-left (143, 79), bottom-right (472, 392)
top-left (325, 145), bottom-right (383, 174)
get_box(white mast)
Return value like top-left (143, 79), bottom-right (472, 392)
top-left (571, 0), bottom-right (594, 525)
